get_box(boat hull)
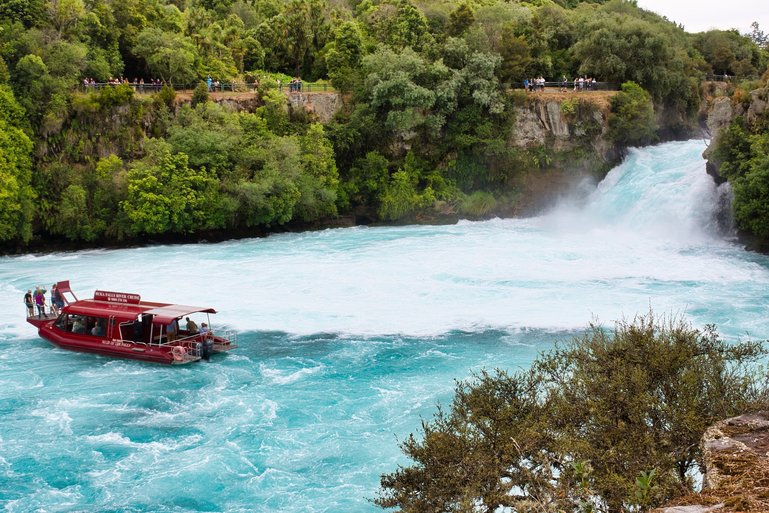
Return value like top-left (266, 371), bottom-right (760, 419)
top-left (36, 321), bottom-right (236, 365)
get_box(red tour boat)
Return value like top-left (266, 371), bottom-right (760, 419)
top-left (26, 281), bottom-right (237, 364)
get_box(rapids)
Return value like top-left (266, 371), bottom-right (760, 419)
top-left (1, 140), bottom-right (768, 512)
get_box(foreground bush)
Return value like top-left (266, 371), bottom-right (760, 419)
top-left (377, 312), bottom-right (769, 512)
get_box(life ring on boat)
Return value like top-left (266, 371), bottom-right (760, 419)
top-left (172, 345), bottom-right (187, 361)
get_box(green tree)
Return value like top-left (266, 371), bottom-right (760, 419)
top-left (607, 81), bottom-right (658, 148)
top-left (694, 29), bottom-right (762, 77)
top-left (92, 154), bottom-right (128, 239)
top-left (377, 153), bottom-right (434, 221)
top-left (13, 53), bottom-right (49, 126)
top-left (361, 0), bottom-right (431, 51)
top-left (343, 150), bottom-right (390, 207)
top-left (0, 85), bottom-right (34, 242)
top-left (230, 135), bottom-right (302, 227)
top-left (296, 123), bottom-right (338, 221)
top-left (259, 0), bottom-right (329, 77)
top-left (56, 184), bottom-right (97, 241)
top-left (496, 30), bottom-right (531, 87)
top-left (572, 11), bottom-right (695, 109)
top-left (134, 27), bottom-right (199, 85)
top-left (46, 0), bottom-right (85, 36)
top-left (377, 312), bottom-right (769, 512)
top-left (0, 0), bottom-right (44, 27)
top-left (447, 3), bottom-right (474, 37)
top-left (361, 46), bottom-right (448, 144)
top-left (324, 21), bottom-right (364, 92)
top-left (0, 55), bottom-right (8, 83)
top-left (731, 133), bottom-right (769, 238)
top-left (166, 102), bottom-right (242, 179)
top-left (121, 140), bottom-right (222, 235)
top-left (191, 81), bottom-right (209, 107)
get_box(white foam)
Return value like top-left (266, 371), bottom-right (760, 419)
top-left (259, 362), bottom-right (324, 385)
top-left (0, 141), bottom-right (768, 339)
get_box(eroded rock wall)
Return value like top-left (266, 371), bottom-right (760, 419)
top-left (286, 91), bottom-right (344, 123)
top-left (509, 93), bottom-right (615, 163)
top-left (655, 411), bottom-right (769, 513)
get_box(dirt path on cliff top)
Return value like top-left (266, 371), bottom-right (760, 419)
top-left (526, 89), bottom-right (617, 112)
top-left (174, 88), bottom-right (617, 110)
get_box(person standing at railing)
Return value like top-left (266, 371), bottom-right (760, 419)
top-left (24, 290), bottom-right (34, 317)
top-left (34, 286), bottom-right (46, 318)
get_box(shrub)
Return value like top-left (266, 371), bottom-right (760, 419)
top-left (608, 81), bottom-right (658, 147)
top-left (459, 191), bottom-right (497, 217)
top-left (191, 81), bottom-right (209, 107)
top-left (95, 83), bottom-right (134, 108)
top-left (156, 85), bottom-right (176, 110)
top-left (377, 312), bottom-right (769, 512)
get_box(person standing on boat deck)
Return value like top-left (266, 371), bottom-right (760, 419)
top-left (167, 318), bottom-right (178, 341)
top-left (24, 290), bottom-right (34, 317)
top-left (185, 317), bottom-right (198, 334)
top-left (33, 288), bottom-right (46, 318)
top-left (200, 322), bottom-right (210, 335)
top-left (50, 283), bottom-right (63, 316)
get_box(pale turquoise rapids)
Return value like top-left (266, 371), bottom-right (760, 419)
top-left (1, 140), bottom-right (768, 512)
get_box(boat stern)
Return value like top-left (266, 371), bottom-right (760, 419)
top-left (26, 314), bottom-right (56, 329)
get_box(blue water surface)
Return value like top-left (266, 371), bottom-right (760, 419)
top-left (2, 140), bottom-right (769, 512)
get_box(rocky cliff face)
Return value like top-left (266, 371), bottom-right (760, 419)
top-left (286, 91), bottom-right (344, 123)
top-left (176, 90), bottom-right (345, 124)
top-left (505, 91), bottom-right (619, 215)
top-left (702, 82), bottom-right (769, 181)
top-left (655, 412), bottom-right (769, 513)
top-left (508, 91), bottom-right (615, 161)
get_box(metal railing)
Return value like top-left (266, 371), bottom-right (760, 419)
top-left (516, 81), bottom-right (617, 91)
top-left (79, 81), bottom-right (336, 94)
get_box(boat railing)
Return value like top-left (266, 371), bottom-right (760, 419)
top-left (217, 327), bottom-right (237, 344)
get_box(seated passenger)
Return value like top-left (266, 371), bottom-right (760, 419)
top-left (132, 318), bottom-right (143, 342)
top-left (167, 318), bottom-right (178, 342)
top-left (72, 317), bottom-right (86, 334)
top-left (91, 320), bottom-right (105, 337)
top-left (185, 317), bottom-right (199, 334)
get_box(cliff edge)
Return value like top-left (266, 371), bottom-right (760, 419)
top-left (656, 411), bottom-right (769, 513)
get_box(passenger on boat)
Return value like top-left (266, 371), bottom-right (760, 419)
top-left (24, 290), bottom-right (34, 317)
top-left (132, 317), bottom-right (143, 342)
top-left (185, 317), bottom-right (198, 334)
top-left (50, 284), bottom-right (64, 316)
top-left (167, 318), bottom-right (178, 342)
top-left (34, 288), bottom-right (46, 318)
top-left (200, 322), bottom-right (212, 336)
top-left (72, 316), bottom-right (87, 334)
top-left (91, 320), bottom-right (105, 337)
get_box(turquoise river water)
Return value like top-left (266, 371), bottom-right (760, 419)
top-left (2, 140), bottom-right (769, 512)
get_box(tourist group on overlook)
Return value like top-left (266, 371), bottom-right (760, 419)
top-left (523, 75), bottom-right (599, 92)
top-left (82, 76), bottom-right (166, 91)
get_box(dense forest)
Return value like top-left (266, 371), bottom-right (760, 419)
top-left (0, 0), bottom-right (767, 249)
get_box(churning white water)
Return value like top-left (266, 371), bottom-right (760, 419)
top-left (1, 140), bottom-right (768, 512)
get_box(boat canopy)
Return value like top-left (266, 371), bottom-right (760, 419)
top-left (143, 305), bottom-right (217, 324)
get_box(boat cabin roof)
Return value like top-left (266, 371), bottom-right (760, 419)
top-left (59, 285), bottom-right (217, 323)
